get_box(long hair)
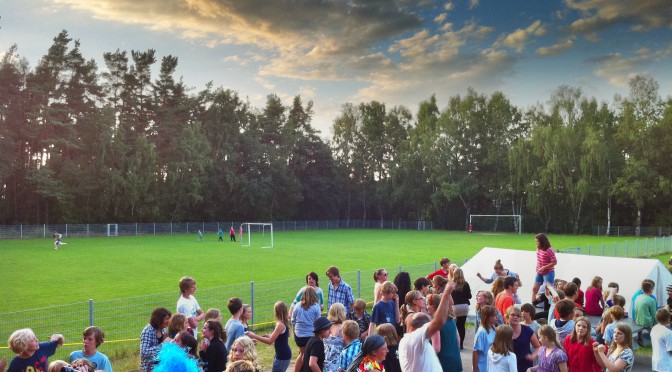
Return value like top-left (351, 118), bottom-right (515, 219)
top-left (228, 336), bottom-right (260, 370)
top-left (538, 325), bottom-right (564, 351)
top-left (493, 259), bottom-right (504, 270)
top-left (328, 303), bottom-right (346, 324)
top-left (569, 317), bottom-right (591, 346)
top-left (301, 286), bottom-right (319, 309)
top-left (589, 276), bottom-right (603, 290)
top-left (204, 319), bottom-right (227, 343)
top-left (393, 272), bottom-right (412, 308)
top-left (476, 290), bottom-right (494, 311)
top-left (400, 290), bottom-right (422, 322)
top-left (274, 301), bottom-right (290, 329)
top-left (203, 308), bottom-right (222, 323)
top-left (306, 272), bottom-right (319, 287)
top-left (490, 325), bottom-right (514, 355)
top-left (373, 268), bottom-right (386, 282)
top-left (491, 277), bottom-right (505, 297)
top-left (479, 305), bottom-right (497, 333)
top-left (535, 233), bottom-right (551, 250)
top-left (168, 313), bottom-right (187, 336)
top-left (453, 268), bottom-right (465, 291)
top-left (610, 323), bottom-right (633, 352)
top-left (376, 323), bottom-right (399, 346)
top-left (150, 307), bottom-right (172, 329)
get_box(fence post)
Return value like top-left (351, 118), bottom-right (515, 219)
top-left (398, 265), bottom-right (402, 274)
top-left (89, 299), bottom-right (94, 326)
top-left (20, 225), bottom-right (23, 239)
top-left (434, 261), bottom-right (437, 271)
top-left (357, 270), bottom-right (361, 299)
top-left (250, 281), bottom-right (255, 330)
top-left (136, 223), bottom-right (138, 236)
top-left (654, 237), bottom-right (658, 255)
top-left (44, 224), bottom-right (46, 238)
top-left (65, 224), bottom-right (68, 237)
top-left (153, 223), bottom-right (156, 235)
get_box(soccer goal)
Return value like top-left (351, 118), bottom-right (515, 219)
top-left (107, 224), bottom-right (119, 237)
top-left (240, 222), bottom-right (274, 249)
top-left (469, 215), bottom-right (522, 234)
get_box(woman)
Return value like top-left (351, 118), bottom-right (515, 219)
top-left (399, 290), bottom-right (424, 333)
top-left (168, 313), bottom-right (189, 338)
top-left (373, 268), bottom-right (388, 304)
top-left (563, 317), bottom-right (601, 372)
top-left (140, 307), bottom-right (172, 372)
top-left (323, 303), bottom-right (347, 372)
top-left (592, 323), bottom-right (634, 372)
top-left (346, 335), bottom-right (389, 372)
top-left (473, 305), bottom-right (498, 372)
top-left (199, 319), bottom-right (228, 372)
top-left (246, 301), bottom-right (292, 372)
top-left (427, 293), bottom-right (462, 372)
top-left (291, 286), bottom-right (321, 372)
top-left (451, 268), bottom-right (472, 350)
top-left (585, 276), bottom-right (605, 316)
top-left (228, 336), bottom-right (261, 371)
top-left (476, 259), bottom-right (520, 285)
top-left (505, 306), bottom-right (540, 372)
top-left (375, 323), bottom-right (400, 372)
top-left (289, 272), bottom-right (324, 317)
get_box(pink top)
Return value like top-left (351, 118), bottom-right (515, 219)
top-left (536, 247), bottom-right (557, 274)
top-left (584, 287), bottom-right (604, 316)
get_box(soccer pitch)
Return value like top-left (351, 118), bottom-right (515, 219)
top-left (2, 229), bottom-right (638, 313)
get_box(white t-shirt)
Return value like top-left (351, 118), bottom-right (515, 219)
top-left (177, 295), bottom-right (201, 337)
top-left (651, 323), bottom-right (672, 371)
top-left (398, 323), bottom-right (442, 372)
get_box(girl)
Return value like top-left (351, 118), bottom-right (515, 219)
top-left (585, 276), bottom-right (605, 316)
top-left (432, 275), bottom-right (447, 295)
top-left (473, 305), bottom-right (498, 372)
top-left (528, 325), bottom-right (567, 372)
top-left (346, 335), bottom-right (388, 372)
top-left (477, 259), bottom-right (521, 286)
top-left (167, 313), bottom-right (189, 338)
top-left (375, 324), bottom-right (401, 372)
top-left (531, 233), bottom-right (557, 303)
top-left (563, 317), bottom-right (601, 372)
top-left (140, 307), bottom-right (172, 372)
top-left (373, 268), bottom-right (388, 304)
top-left (592, 323), bottom-right (634, 372)
top-left (228, 336), bottom-right (261, 371)
top-left (505, 306), bottom-right (540, 372)
top-left (199, 319), bottom-right (228, 372)
top-left (399, 290), bottom-right (423, 333)
top-left (291, 286), bottom-right (321, 372)
top-left (487, 325), bottom-right (517, 371)
top-left (323, 303), bottom-right (347, 372)
top-left (246, 301), bottom-right (292, 372)
top-left (241, 304), bottom-right (252, 332)
top-left (289, 272), bottom-right (325, 317)
top-left (204, 308), bottom-right (223, 324)
top-left (521, 303), bottom-right (541, 336)
top-left (451, 268), bottom-right (472, 350)
top-left (491, 277), bottom-right (505, 298)
top-left (475, 291), bottom-right (503, 330)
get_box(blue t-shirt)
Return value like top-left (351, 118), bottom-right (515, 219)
top-left (225, 318), bottom-right (245, 352)
top-left (473, 327), bottom-right (496, 372)
top-left (8, 341), bottom-right (58, 372)
top-left (371, 300), bottom-right (396, 326)
top-left (69, 350), bottom-right (113, 372)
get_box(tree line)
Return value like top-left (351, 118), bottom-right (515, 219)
top-left (1, 31), bottom-right (670, 234)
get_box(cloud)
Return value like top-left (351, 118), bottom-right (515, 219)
top-left (434, 13), bottom-right (447, 23)
top-left (536, 36), bottom-right (575, 56)
top-left (499, 20), bottom-right (546, 52)
top-left (565, 0), bottom-right (672, 35)
top-left (588, 52), bottom-right (651, 87)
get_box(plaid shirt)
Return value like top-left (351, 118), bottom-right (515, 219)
top-left (140, 324), bottom-right (164, 372)
top-left (328, 279), bottom-right (354, 310)
top-left (338, 339), bottom-right (362, 371)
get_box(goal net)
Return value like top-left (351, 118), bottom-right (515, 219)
top-left (469, 215), bottom-right (522, 234)
top-left (107, 224), bottom-right (118, 237)
top-left (240, 223), bottom-right (274, 249)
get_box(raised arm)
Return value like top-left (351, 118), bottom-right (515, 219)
top-left (426, 281), bottom-right (456, 338)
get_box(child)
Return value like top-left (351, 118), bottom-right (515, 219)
top-left (532, 233), bottom-right (557, 303)
top-left (68, 326), bottom-right (113, 372)
top-left (302, 317), bottom-right (333, 372)
top-left (563, 317), bottom-right (601, 372)
top-left (549, 299), bottom-right (575, 344)
top-left (177, 276), bottom-right (205, 338)
top-left (241, 304), bottom-right (252, 332)
top-left (603, 306), bottom-right (625, 348)
top-left (651, 308), bottom-right (672, 372)
top-left (521, 303), bottom-right (541, 336)
top-left (7, 328), bottom-right (64, 372)
top-left (528, 325), bottom-right (568, 372)
top-left (375, 323), bottom-right (401, 372)
top-left (368, 281), bottom-right (400, 335)
top-left (472, 305), bottom-right (498, 372)
top-left (592, 323), bottom-right (634, 372)
top-left (487, 324), bottom-right (517, 371)
top-left (245, 301), bottom-right (292, 372)
top-left (603, 282), bottom-right (619, 308)
top-left (337, 320), bottom-right (361, 372)
top-left (571, 277), bottom-right (584, 308)
top-left (346, 299), bottom-right (371, 340)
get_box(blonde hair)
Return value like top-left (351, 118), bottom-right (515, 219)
top-left (328, 303), bottom-right (346, 324)
top-left (381, 281), bottom-right (398, 295)
top-left (301, 286), bottom-right (319, 309)
top-left (505, 306), bottom-right (522, 324)
top-left (228, 336), bottom-right (260, 369)
top-left (490, 325), bottom-right (514, 355)
top-left (476, 290), bottom-right (494, 311)
top-left (453, 268), bottom-right (465, 291)
top-left (274, 301), bottom-right (290, 328)
top-left (538, 325), bottom-right (564, 351)
top-left (47, 361), bottom-right (69, 372)
top-left (8, 328), bottom-right (35, 354)
top-left (204, 308), bottom-right (222, 323)
top-left (168, 313), bottom-right (187, 335)
top-left (225, 360), bottom-right (256, 372)
top-left (342, 320), bottom-right (360, 341)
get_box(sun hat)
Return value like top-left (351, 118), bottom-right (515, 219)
top-left (313, 316), bottom-right (333, 333)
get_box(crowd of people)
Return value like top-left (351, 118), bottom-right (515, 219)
top-left (5, 233), bottom-right (672, 372)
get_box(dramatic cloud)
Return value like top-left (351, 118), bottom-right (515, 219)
top-left (565, 0), bottom-right (672, 35)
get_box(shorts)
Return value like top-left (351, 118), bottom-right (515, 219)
top-left (535, 271), bottom-right (555, 286)
top-left (294, 334), bottom-right (311, 347)
top-left (272, 357), bottom-right (292, 372)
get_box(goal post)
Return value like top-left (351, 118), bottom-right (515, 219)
top-left (469, 215), bottom-right (522, 234)
top-left (107, 224), bottom-right (118, 237)
top-left (240, 222), bottom-right (274, 249)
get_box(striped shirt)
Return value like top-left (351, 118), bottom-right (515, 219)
top-left (338, 339), bottom-right (362, 371)
top-left (536, 247), bottom-right (557, 274)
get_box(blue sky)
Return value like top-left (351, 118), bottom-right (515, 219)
top-left (2, 0), bottom-right (671, 136)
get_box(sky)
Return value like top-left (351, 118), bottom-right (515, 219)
top-left (2, 0), bottom-right (671, 137)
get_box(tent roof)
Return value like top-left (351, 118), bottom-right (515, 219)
top-left (460, 247), bottom-right (672, 315)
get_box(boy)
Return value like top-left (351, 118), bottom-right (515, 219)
top-left (225, 297), bottom-right (245, 352)
top-left (346, 299), bottom-right (370, 341)
top-left (635, 280), bottom-right (657, 346)
top-left (176, 276), bottom-right (204, 337)
top-left (69, 326), bottom-right (113, 372)
top-left (368, 281), bottom-right (400, 335)
top-left (549, 299), bottom-right (575, 343)
top-left (651, 308), bottom-right (672, 371)
top-left (7, 328), bottom-right (64, 372)
top-left (301, 316), bottom-right (332, 372)
top-left (337, 320), bottom-right (362, 372)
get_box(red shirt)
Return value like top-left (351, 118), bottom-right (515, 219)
top-left (427, 268), bottom-right (448, 280)
top-left (495, 291), bottom-right (515, 318)
top-left (536, 247), bottom-right (557, 274)
top-left (563, 335), bottom-right (602, 372)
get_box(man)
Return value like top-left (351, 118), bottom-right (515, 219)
top-left (177, 276), bottom-right (205, 337)
top-left (651, 308), bottom-right (672, 372)
top-left (495, 276), bottom-right (518, 318)
top-left (398, 280), bottom-right (456, 371)
top-left (225, 297), bottom-right (246, 352)
top-left (326, 266), bottom-right (354, 311)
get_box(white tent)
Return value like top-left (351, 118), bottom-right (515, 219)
top-left (460, 247), bottom-right (672, 316)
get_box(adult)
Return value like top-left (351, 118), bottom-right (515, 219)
top-left (289, 272), bottom-right (324, 317)
top-left (345, 335), bottom-right (388, 372)
top-left (651, 308), bottom-right (672, 372)
top-left (199, 319), bottom-right (228, 372)
top-left (584, 276), bottom-right (605, 316)
top-left (563, 316), bottom-right (601, 372)
top-left (323, 303), bottom-right (347, 372)
top-left (375, 324), bottom-right (401, 372)
top-left (398, 280), bottom-right (456, 371)
top-left (241, 304), bottom-right (252, 332)
top-left (399, 290), bottom-right (424, 334)
top-left (476, 259), bottom-right (520, 285)
top-left (451, 268), bottom-right (472, 350)
top-left (432, 275), bottom-right (447, 295)
top-left (592, 323), bottom-right (634, 372)
top-left (426, 292), bottom-right (462, 372)
top-left (225, 297), bottom-right (246, 352)
top-left (228, 336), bottom-right (261, 371)
top-left (505, 306), bottom-right (540, 372)
top-left (326, 266), bottom-right (354, 311)
top-left (291, 287), bottom-right (321, 372)
top-left (393, 272), bottom-right (412, 316)
top-left (140, 307), bottom-right (171, 372)
top-left (427, 258), bottom-right (451, 280)
top-left (531, 233), bottom-right (557, 303)
top-left (246, 301), bottom-right (292, 372)
top-left (495, 276), bottom-right (518, 320)
top-left (177, 276), bottom-right (205, 338)
top-left (372, 268), bottom-right (388, 304)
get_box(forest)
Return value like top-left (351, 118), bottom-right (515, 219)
top-left (1, 31), bottom-right (671, 234)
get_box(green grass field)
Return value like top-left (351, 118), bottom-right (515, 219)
top-left (1, 229), bottom-right (665, 370)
